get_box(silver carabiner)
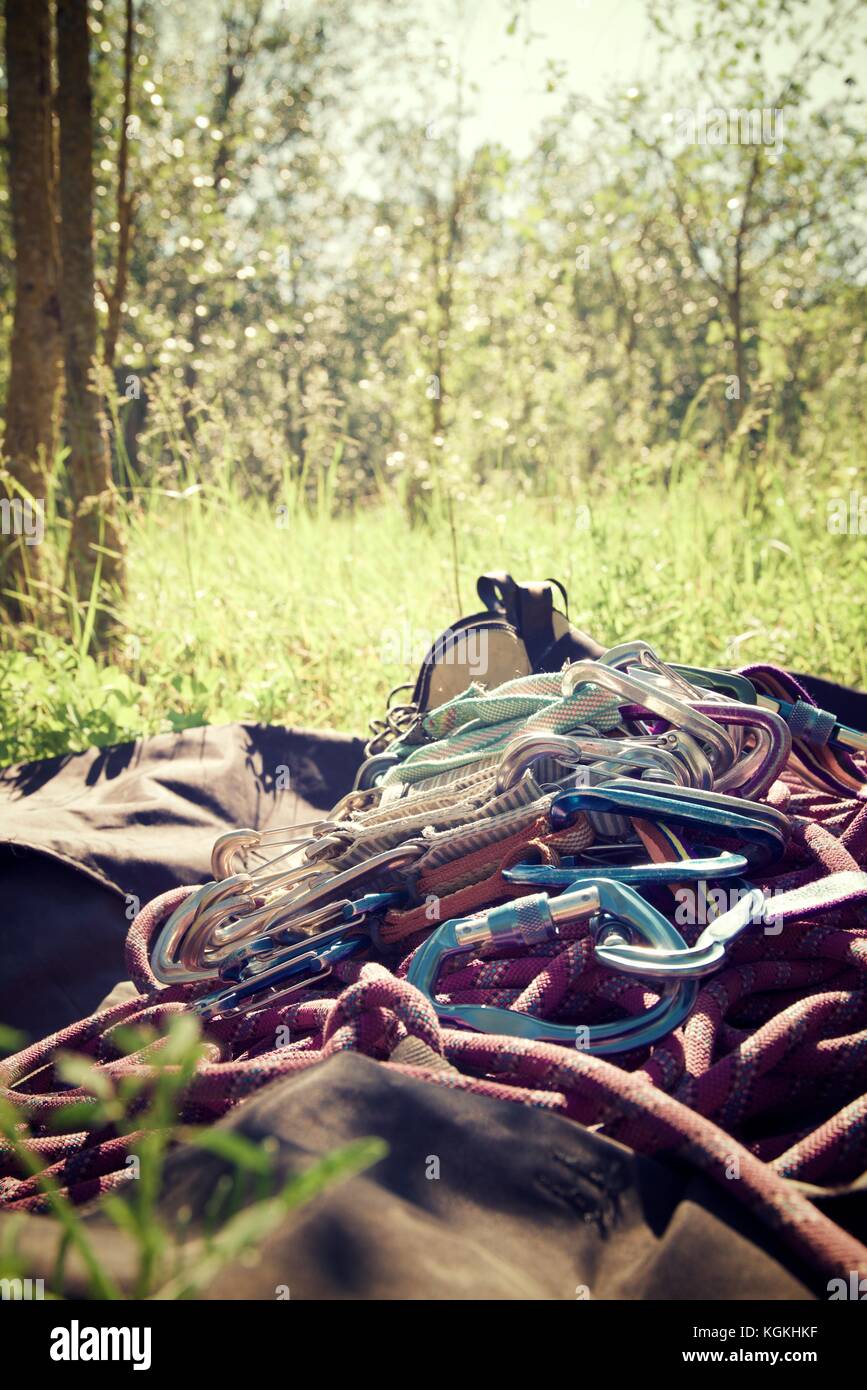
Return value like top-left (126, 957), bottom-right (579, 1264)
top-left (150, 841), bottom-right (425, 986)
top-left (211, 821), bottom-right (343, 882)
top-left (231, 840), bottom-right (425, 940)
top-left (562, 658), bottom-right (737, 777)
top-left (494, 729), bottom-right (712, 794)
top-left (150, 875), bottom-right (259, 984)
top-left (594, 886), bottom-right (766, 979)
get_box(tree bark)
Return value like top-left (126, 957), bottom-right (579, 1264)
top-left (729, 275), bottom-right (745, 429)
top-left (103, 0), bottom-right (135, 371)
top-left (56, 0), bottom-right (124, 614)
top-left (2, 0), bottom-right (63, 616)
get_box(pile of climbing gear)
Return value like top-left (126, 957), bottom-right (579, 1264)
top-left (3, 590), bottom-right (867, 1290)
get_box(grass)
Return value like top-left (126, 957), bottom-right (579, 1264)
top-left (2, 442), bottom-right (866, 767)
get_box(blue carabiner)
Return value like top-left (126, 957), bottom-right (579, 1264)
top-left (549, 779), bottom-right (790, 866)
top-left (405, 880), bottom-right (698, 1055)
top-left (503, 847), bottom-right (749, 890)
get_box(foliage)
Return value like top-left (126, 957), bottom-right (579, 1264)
top-left (1, 0), bottom-right (862, 519)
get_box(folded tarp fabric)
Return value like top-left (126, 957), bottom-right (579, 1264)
top-left (0, 723), bottom-right (365, 1036)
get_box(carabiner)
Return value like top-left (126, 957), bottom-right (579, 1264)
top-left (211, 821), bottom-right (340, 881)
top-left (548, 779), bottom-right (790, 866)
top-left (494, 729), bottom-right (711, 794)
top-left (563, 657), bottom-right (737, 776)
top-left (405, 881), bottom-right (698, 1055)
top-left (149, 843), bottom-right (423, 987)
top-left (690, 701), bottom-right (791, 799)
top-left (595, 650), bottom-right (791, 796)
top-left (598, 641), bottom-right (712, 705)
top-left (227, 840), bottom-right (425, 940)
top-left (150, 875), bottom-right (258, 985)
top-left (595, 886), bottom-right (766, 979)
top-left (563, 659), bottom-right (737, 777)
top-left (670, 664), bottom-right (759, 706)
top-left (503, 848), bottom-right (749, 890)
top-left (674, 663), bottom-right (867, 757)
top-left (192, 890), bottom-right (403, 1020)
top-left (192, 931), bottom-right (364, 1021)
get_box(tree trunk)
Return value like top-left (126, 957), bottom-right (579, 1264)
top-left (2, 0), bottom-right (63, 617)
top-left (103, 0), bottom-right (135, 372)
top-left (728, 275), bottom-right (746, 430)
top-left (56, 0), bottom-right (124, 616)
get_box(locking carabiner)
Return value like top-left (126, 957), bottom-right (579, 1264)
top-left (405, 881), bottom-right (699, 1055)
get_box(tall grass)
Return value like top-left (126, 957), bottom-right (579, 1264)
top-left (1, 405), bottom-right (866, 767)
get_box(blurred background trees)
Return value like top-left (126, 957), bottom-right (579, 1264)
top-left (0, 0), bottom-right (865, 633)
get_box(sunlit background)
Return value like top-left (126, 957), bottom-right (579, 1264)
top-left (51, 0), bottom-right (861, 503)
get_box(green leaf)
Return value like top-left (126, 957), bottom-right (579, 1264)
top-left (56, 1054), bottom-right (113, 1100)
top-left (0, 1024), bottom-right (26, 1057)
top-left (182, 1128), bottom-right (277, 1175)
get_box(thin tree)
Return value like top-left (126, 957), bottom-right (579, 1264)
top-left (180, 1), bottom-right (266, 427)
top-left (56, 0), bottom-right (124, 617)
top-left (2, 0), bottom-right (63, 617)
top-left (103, 0), bottom-right (136, 372)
